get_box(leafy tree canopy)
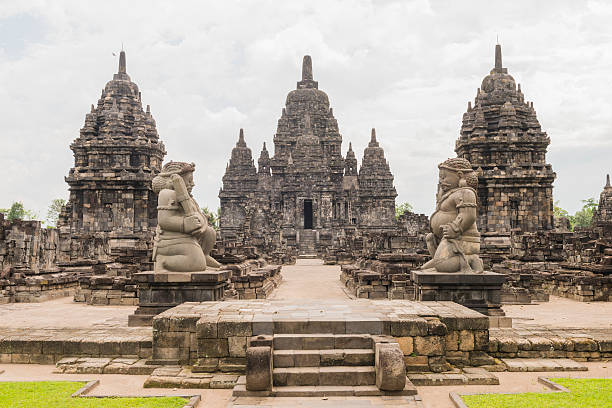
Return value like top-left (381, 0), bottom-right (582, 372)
top-left (201, 206), bottom-right (220, 230)
top-left (46, 198), bottom-right (66, 228)
top-left (395, 202), bottom-right (413, 219)
top-left (3, 202), bottom-right (38, 221)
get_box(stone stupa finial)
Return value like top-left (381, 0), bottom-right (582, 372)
top-left (237, 128), bottom-right (246, 147)
top-left (494, 43), bottom-right (502, 72)
top-left (119, 50), bottom-right (126, 74)
top-left (606, 174), bottom-right (611, 188)
top-left (369, 128), bottom-right (379, 147)
top-left (302, 55), bottom-right (313, 81)
top-left (297, 55), bottom-right (318, 89)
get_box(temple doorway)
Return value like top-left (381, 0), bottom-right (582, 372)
top-left (304, 199), bottom-right (313, 229)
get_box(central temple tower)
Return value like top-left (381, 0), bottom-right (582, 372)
top-left (219, 56), bottom-right (397, 255)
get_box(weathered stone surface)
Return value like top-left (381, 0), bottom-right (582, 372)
top-left (246, 346), bottom-right (272, 391)
top-left (219, 56), bottom-right (397, 260)
top-left (375, 343), bottom-right (406, 391)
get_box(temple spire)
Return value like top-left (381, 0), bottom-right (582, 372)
top-left (370, 128), bottom-right (377, 143)
top-left (494, 44), bottom-right (502, 72)
top-left (119, 50), bottom-right (126, 74)
top-left (606, 174), bottom-right (611, 188)
top-left (237, 128), bottom-right (246, 147)
top-left (302, 55), bottom-right (313, 81)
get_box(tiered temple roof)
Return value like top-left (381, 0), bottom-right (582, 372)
top-left (58, 51), bottom-right (166, 267)
top-left (455, 44), bottom-right (555, 233)
top-left (594, 174), bottom-right (612, 226)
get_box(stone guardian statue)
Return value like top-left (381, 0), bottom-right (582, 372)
top-left (151, 161), bottom-right (221, 273)
top-left (421, 157), bottom-right (484, 273)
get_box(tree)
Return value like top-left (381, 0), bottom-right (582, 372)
top-left (395, 202), bottom-right (413, 219)
top-left (553, 200), bottom-right (575, 230)
top-left (201, 206), bottom-right (220, 230)
top-left (46, 198), bottom-right (66, 228)
top-left (5, 202), bottom-right (37, 221)
top-left (573, 198), bottom-right (598, 229)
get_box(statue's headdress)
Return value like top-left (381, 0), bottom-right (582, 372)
top-left (152, 161), bottom-right (196, 193)
top-left (438, 157), bottom-right (478, 190)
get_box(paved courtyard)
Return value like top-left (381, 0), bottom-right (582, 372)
top-left (0, 260), bottom-right (611, 407)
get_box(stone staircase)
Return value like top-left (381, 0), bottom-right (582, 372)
top-left (234, 332), bottom-right (416, 397)
top-left (298, 230), bottom-right (317, 258)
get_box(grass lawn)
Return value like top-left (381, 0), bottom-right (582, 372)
top-left (0, 381), bottom-right (189, 408)
top-left (461, 378), bottom-right (612, 408)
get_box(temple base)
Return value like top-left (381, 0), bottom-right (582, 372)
top-left (411, 270), bottom-right (506, 316)
top-left (128, 270), bottom-right (231, 327)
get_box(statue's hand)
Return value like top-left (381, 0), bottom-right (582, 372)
top-left (170, 174), bottom-right (182, 183)
top-left (441, 224), bottom-right (459, 239)
top-left (183, 215), bottom-right (202, 234)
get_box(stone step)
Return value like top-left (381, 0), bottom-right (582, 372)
top-left (232, 376), bottom-right (417, 397)
top-left (273, 366), bottom-right (376, 386)
top-left (502, 358), bottom-right (588, 372)
top-left (273, 349), bottom-right (374, 367)
top-left (273, 334), bottom-right (373, 350)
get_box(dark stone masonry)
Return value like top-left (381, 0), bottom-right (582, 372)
top-left (57, 50), bottom-right (166, 275)
top-left (219, 56), bottom-right (398, 259)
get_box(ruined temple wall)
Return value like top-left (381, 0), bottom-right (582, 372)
top-left (0, 214), bottom-right (60, 274)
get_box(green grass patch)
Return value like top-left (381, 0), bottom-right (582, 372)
top-left (0, 381), bottom-right (188, 408)
top-left (461, 378), bottom-right (612, 408)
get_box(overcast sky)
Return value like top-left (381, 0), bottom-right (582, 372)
top-left (1, 0), bottom-right (611, 220)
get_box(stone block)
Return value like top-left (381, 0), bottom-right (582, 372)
top-left (228, 337), bottom-right (247, 357)
top-left (375, 343), bottom-right (406, 391)
top-left (246, 346), bottom-right (272, 391)
top-left (414, 336), bottom-right (444, 356)
top-left (198, 339), bottom-right (229, 358)
top-left (397, 337), bottom-right (414, 355)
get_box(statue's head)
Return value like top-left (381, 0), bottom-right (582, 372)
top-left (152, 161), bottom-right (196, 194)
top-left (437, 157), bottom-right (478, 193)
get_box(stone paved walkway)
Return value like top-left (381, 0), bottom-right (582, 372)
top-left (0, 297), bottom-right (134, 329)
top-left (230, 396), bottom-right (424, 407)
top-left (270, 259), bottom-right (349, 300)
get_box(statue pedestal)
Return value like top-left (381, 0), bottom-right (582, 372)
top-left (128, 270), bottom-right (231, 327)
top-left (411, 270), bottom-right (506, 316)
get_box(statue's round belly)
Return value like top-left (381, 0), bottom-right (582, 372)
top-left (430, 211), bottom-right (456, 236)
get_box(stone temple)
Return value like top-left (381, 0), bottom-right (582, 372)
top-left (219, 56), bottom-right (397, 256)
top-left (57, 51), bottom-right (166, 274)
top-left (455, 44), bottom-right (556, 235)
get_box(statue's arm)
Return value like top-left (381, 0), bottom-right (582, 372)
top-left (157, 189), bottom-right (201, 234)
top-left (442, 189), bottom-right (477, 239)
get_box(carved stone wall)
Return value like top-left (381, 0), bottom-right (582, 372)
top-left (219, 56), bottom-right (398, 258)
top-left (57, 51), bottom-right (166, 273)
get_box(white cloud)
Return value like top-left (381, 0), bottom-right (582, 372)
top-left (0, 0), bottom-right (610, 218)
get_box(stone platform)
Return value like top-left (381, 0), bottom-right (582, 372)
top-left (151, 300), bottom-right (490, 372)
top-left (411, 270), bottom-right (505, 316)
top-left (128, 270), bottom-right (231, 327)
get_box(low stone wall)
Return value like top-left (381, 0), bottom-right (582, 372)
top-left (74, 275), bottom-right (138, 305)
top-left (540, 271), bottom-right (612, 301)
top-left (0, 327), bottom-right (152, 364)
top-left (493, 260), bottom-right (612, 302)
top-left (150, 300), bottom-right (490, 374)
top-left (340, 254), bottom-right (428, 300)
top-left (231, 265), bottom-right (282, 299)
top-left (0, 271), bottom-right (82, 303)
top-left (489, 328), bottom-right (612, 361)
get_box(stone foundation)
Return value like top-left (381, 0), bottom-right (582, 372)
top-left (150, 300), bottom-right (490, 373)
top-left (74, 275), bottom-right (138, 306)
top-left (0, 271), bottom-right (82, 303)
top-left (231, 266), bottom-right (282, 300)
top-left (340, 254), bottom-right (428, 300)
top-left (489, 328), bottom-right (612, 361)
top-left (411, 270), bottom-right (506, 316)
top-left (128, 270), bottom-right (231, 327)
